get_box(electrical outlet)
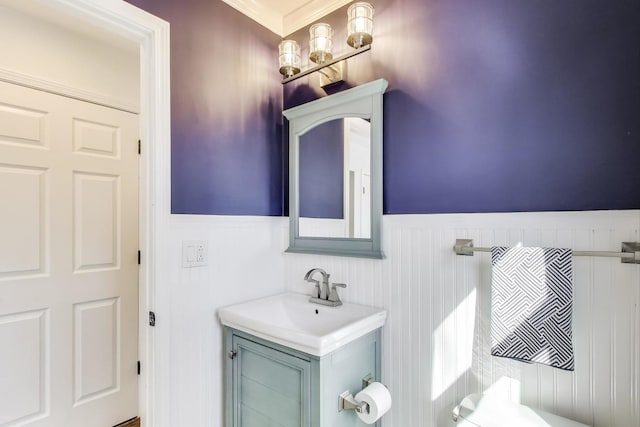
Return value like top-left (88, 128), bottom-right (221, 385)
top-left (182, 240), bottom-right (208, 267)
top-left (196, 243), bottom-right (206, 262)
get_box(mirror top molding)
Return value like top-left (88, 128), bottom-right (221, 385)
top-left (283, 79), bottom-right (389, 122)
top-left (284, 79), bottom-right (389, 259)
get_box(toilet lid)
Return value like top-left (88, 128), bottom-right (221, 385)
top-left (454, 394), bottom-right (590, 427)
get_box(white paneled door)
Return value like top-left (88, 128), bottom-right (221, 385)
top-left (0, 81), bottom-right (139, 426)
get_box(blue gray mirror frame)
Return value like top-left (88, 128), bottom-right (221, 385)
top-left (284, 79), bottom-right (388, 259)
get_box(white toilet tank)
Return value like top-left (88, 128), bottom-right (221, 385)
top-left (452, 394), bottom-right (591, 427)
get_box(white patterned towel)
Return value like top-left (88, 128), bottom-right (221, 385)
top-left (491, 246), bottom-right (574, 371)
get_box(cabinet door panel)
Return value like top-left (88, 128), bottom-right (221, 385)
top-left (241, 377), bottom-right (300, 425)
top-left (240, 405), bottom-right (287, 427)
top-left (233, 336), bottom-right (310, 427)
top-left (241, 348), bottom-right (305, 400)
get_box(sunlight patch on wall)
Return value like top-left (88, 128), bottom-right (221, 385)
top-left (431, 288), bottom-right (477, 400)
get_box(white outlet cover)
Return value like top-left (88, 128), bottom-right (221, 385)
top-left (182, 240), bottom-right (208, 268)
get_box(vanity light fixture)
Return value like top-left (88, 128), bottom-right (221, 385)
top-left (309, 23), bottom-right (333, 64)
top-left (347, 2), bottom-right (374, 49)
top-left (279, 39), bottom-right (301, 78)
top-left (279, 2), bottom-right (375, 86)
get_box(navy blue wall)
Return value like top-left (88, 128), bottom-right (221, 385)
top-left (128, 0), bottom-right (639, 216)
top-left (285, 0), bottom-right (640, 213)
top-left (126, 0), bottom-right (284, 215)
top-left (299, 119), bottom-right (344, 218)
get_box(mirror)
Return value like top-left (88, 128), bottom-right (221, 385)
top-left (299, 118), bottom-right (371, 239)
top-left (284, 79), bottom-right (388, 258)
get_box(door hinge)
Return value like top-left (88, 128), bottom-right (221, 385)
top-left (137, 361), bottom-right (141, 375)
top-left (138, 250), bottom-right (141, 265)
top-left (149, 311), bottom-right (156, 327)
top-left (138, 139), bottom-right (141, 155)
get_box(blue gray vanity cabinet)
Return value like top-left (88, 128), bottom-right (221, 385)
top-left (224, 327), bottom-right (382, 427)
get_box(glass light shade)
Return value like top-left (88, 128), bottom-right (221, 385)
top-left (279, 40), bottom-right (301, 78)
top-left (309, 23), bottom-right (333, 64)
top-left (347, 2), bottom-right (374, 48)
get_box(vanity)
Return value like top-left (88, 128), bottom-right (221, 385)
top-left (219, 293), bottom-right (387, 427)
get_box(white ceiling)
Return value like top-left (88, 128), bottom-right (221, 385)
top-left (222, 0), bottom-right (352, 36)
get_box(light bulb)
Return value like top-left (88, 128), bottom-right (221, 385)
top-left (279, 40), bottom-right (301, 78)
top-left (347, 2), bottom-right (374, 49)
top-left (309, 23), bottom-right (333, 64)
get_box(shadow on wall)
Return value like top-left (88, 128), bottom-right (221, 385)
top-left (285, 83), bottom-right (322, 109)
top-left (263, 96), bottom-right (284, 214)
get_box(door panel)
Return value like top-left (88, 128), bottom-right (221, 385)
top-left (73, 172), bottom-right (119, 271)
top-left (0, 309), bottom-right (49, 425)
top-left (0, 80), bottom-right (139, 427)
top-left (0, 103), bottom-right (48, 148)
top-left (73, 297), bottom-right (120, 405)
top-left (0, 165), bottom-right (47, 277)
top-left (72, 118), bottom-right (120, 158)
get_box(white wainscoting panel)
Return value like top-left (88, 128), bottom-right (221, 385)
top-left (283, 210), bottom-right (640, 427)
top-left (164, 215), bottom-right (288, 427)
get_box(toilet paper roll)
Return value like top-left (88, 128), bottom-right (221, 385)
top-left (354, 382), bottom-right (392, 424)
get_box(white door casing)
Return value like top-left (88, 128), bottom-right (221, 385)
top-left (0, 81), bottom-right (139, 426)
top-left (0, 1), bottom-right (171, 425)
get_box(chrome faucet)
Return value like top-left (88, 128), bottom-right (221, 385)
top-left (304, 268), bottom-right (347, 307)
top-left (304, 268), bottom-right (330, 299)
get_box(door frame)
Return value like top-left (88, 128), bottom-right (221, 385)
top-left (1, 1), bottom-right (171, 425)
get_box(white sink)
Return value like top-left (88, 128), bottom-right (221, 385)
top-left (218, 292), bottom-right (387, 356)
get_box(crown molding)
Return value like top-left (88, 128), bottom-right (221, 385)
top-left (221, 0), bottom-right (284, 36)
top-left (221, 0), bottom-right (352, 37)
top-left (283, 0), bottom-right (351, 36)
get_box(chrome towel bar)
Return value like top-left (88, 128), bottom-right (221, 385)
top-left (453, 239), bottom-right (640, 264)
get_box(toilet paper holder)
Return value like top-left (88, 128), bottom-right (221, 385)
top-left (338, 374), bottom-right (375, 414)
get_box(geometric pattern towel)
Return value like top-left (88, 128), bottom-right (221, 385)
top-left (491, 246), bottom-right (575, 371)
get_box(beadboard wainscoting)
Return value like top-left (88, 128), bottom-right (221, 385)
top-left (284, 210), bottom-right (640, 427)
top-left (164, 216), bottom-right (288, 427)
